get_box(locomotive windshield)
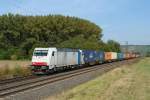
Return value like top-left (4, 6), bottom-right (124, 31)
top-left (34, 50), bottom-right (48, 56)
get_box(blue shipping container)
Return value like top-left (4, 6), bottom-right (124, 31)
top-left (82, 50), bottom-right (104, 64)
top-left (117, 53), bottom-right (124, 60)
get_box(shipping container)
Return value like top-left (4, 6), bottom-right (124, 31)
top-left (123, 53), bottom-right (126, 59)
top-left (82, 50), bottom-right (104, 65)
top-left (132, 53), bottom-right (136, 58)
top-left (124, 53), bottom-right (130, 59)
top-left (117, 53), bottom-right (124, 60)
top-left (104, 52), bottom-right (117, 62)
top-left (129, 53), bottom-right (133, 59)
top-left (99, 51), bottom-right (105, 63)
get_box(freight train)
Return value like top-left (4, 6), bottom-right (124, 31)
top-left (31, 47), bottom-right (139, 74)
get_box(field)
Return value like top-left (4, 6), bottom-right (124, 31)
top-left (0, 60), bottom-right (31, 68)
top-left (47, 58), bottom-right (150, 100)
top-left (0, 60), bottom-right (31, 79)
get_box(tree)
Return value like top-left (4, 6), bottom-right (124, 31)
top-left (105, 40), bottom-right (121, 52)
top-left (0, 14), bottom-right (103, 59)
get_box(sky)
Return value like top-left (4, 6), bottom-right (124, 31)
top-left (0, 0), bottom-right (150, 45)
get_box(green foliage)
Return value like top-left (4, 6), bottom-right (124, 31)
top-left (104, 40), bottom-right (121, 52)
top-left (59, 34), bottom-right (103, 50)
top-left (0, 14), bottom-right (120, 59)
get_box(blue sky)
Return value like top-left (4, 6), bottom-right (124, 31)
top-left (0, 0), bottom-right (150, 45)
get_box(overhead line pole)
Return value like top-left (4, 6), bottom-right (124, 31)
top-left (125, 41), bottom-right (128, 53)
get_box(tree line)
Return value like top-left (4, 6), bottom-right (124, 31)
top-left (0, 14), bottom-right (120, 60)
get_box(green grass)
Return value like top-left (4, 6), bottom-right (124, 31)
top-left (47, 58), bottom-right (150, 100)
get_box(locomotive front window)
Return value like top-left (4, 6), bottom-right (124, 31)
top-left (34, 50), bottom-right (48, 56)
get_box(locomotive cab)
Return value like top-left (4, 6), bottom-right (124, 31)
top-left (31, 48), bottom-right (56, 74)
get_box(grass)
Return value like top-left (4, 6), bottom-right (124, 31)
top-left (0, 60), bottom-right (30, 68)
top-left (0, 60), bottom-right (31, 80)
top-left (46, 58), bottom-right (150, 100)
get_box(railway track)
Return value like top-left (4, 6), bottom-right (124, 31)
top-left (0, 59), bottom-right (139, 97)
top-left (0, 75), bottom-right (38, 85)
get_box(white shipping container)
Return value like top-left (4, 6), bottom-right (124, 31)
top-left (111, 52), bottom-right (117, 60)
top-left (105, 52), bottom-right (117, 61)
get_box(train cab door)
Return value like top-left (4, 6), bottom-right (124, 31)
top-left (50, 51), bottom-right (57, 69)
